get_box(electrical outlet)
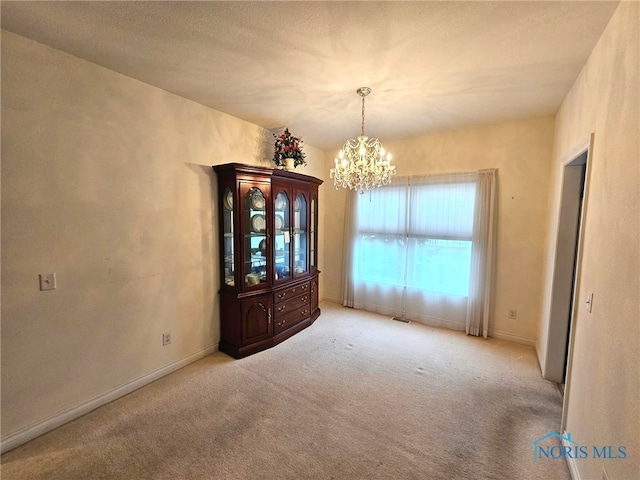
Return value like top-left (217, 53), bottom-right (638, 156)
top-left (508, 309), bottom-right (517, 320)
top-left (162, 332), bottom-right (172, 346)
top-left (39, 273), bottom-right (57, 291)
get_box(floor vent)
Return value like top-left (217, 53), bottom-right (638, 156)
top-left (392, 316), bottom-right (411, 324)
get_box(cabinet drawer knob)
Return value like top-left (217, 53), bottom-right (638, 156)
top-left (278, 292), bottom-right (286, 299)
top-left (301, 309), bottom-right (308, 316)
top-left (277, 305), bottom-right (286, 312)
top-left (301, 296), bottom-right (307, 302)
top-left (302, 285), bottom-right (308, 290)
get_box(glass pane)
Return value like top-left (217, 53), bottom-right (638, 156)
top-left (274, 191), bottom-right (291, 281)
top-left (406, 238), bottom-right (472, 296)
top-left (223, 187), bottom-right (235, 287)
top-left (310, 196), bottom-right (316, 268)
top-left (294, 193), bottom-right (307, 274)
top-left (244, 187), bottom-right (267, 286)
top-left (409, 181), bottom-right (476, 239)
top-left (356, 234), bottom-right (407, 285)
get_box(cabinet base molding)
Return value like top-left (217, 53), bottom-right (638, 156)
top-left (219, 308), bottom-right (320, 359)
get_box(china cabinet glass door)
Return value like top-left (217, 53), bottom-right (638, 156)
top-left (243, 186), bottom-right (268, 287)
top-left (293, 192), bottom-right (308, 276)
top-left (310, 194), bottom-right (317, 270)
top-left (274, 190), bottom-right (291, 281)
top-left (222, 187), bottom-right (235, 287)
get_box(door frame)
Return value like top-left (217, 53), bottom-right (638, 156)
top-left (544, 133), bottom-right (594, 432)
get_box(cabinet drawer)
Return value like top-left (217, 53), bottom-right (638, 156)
top-left (274, 291), bottom-right (310, 319)
top-left (274, 282), bottom-right (310, 304)
top-left (274, 304), bottom-right (312, 335)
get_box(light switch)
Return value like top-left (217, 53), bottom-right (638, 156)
top-left (39, 273), bottom-right (56, 291)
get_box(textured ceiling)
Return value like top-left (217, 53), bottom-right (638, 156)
top-left (1, 1), bottom-right (619, 150)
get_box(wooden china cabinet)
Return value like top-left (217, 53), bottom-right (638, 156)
top-left (213, 163), bottom-right (322, 358)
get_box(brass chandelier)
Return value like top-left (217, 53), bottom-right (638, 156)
top-left (330, 87), bottom-right (396, 193)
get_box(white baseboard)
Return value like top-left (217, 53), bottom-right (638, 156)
top-left (489, 329), bottom-right (535, 346)
top-left (535, 341), bottom-right (546, 374)
top-left (562, 430), bottom-right (581, 480)
top-left (323, 302), bottom-right (535, 346)
top-left (1, 345), bottom-right (218, 454)
top-left (321, 295), bottom-right (341, 304)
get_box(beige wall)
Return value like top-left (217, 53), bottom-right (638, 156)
top-left (538, 2), bottom-right (639, 479)
top-left (3, 3), bottom-right (638, 472)
top-left (0, 30), bottom-right (326, 445)
top-left (324, 117), bottom-right (555, 344)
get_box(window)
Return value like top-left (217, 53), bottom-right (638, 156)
top-left (355, 173), bottom-right (476, 296)
top-left (348, 169), bottom-right (496, 335)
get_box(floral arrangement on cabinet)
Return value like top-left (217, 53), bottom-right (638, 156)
top-left (273, 128), bottom-right (307, 170)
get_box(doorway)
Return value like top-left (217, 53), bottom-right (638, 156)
top-left (543, 136), bottom-right (592, 394)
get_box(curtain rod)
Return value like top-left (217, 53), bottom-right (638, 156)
top-left (391, 168), bottom-right (499, 184)
top-left (393, 168), bottom-right (497, 181)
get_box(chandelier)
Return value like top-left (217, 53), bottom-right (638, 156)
top-left (330, 87), bottom-right (396, 193)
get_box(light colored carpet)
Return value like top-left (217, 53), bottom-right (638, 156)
top-left (1, 302), bottom-right (571, 479)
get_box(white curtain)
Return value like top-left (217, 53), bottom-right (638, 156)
top-left (405, 173), bottom-right (476, 329)
top-left (341, 190), bottom-right (356, 307)
top-left (350, 177), bottom-right (409, 316)
top-left (345, 173), bottom-right (488, 331)
top-left (465, 169), bottom-right (497, 337)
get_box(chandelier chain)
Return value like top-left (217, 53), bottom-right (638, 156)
top-left (361, 94), bottom-right (365, 137)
